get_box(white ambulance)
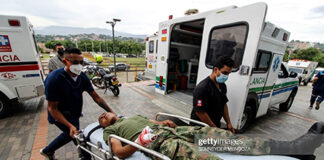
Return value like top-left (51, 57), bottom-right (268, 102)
top-left (145, 34), bottom-right (159, 73)
top-left (287, 59), bottom-right (318, 85)
top-left (0, 15), bottom-right (44, 118)
top-left (154, 2), bottom-right (299, 131)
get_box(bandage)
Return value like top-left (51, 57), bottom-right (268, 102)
top-left (135, 126), bottom-right (156, 146)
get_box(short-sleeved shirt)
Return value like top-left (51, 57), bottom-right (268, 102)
top-left (103, 115), bottom-right (157, 143)
top-left (190, 76), bottom-right (228, 127)
top-left (48, 54), bottom-right (65, 71)
top-left (45, 68), bottom-right (94, 123)
top-left (314, 71), bottom-right (324, 92)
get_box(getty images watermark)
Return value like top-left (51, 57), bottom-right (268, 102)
top-left (195, 134), bottom-right (253, 153)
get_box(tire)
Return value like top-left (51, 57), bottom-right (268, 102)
top-left (112, 86), bottom-right (120, 96)
top-left (279, 91), bottom-right (296, 112)
top-left (0, 95), bottom-right (10, 118)
top-left (238, 105), bottom-right (254, 133)
top-left (91, 78), bottom-right (105, 89)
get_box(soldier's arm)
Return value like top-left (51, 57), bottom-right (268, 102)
top-left (110, 138), bottom-right (138, 159)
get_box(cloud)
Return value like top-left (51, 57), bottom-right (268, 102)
top-left (1, 0), bottom-right (324, 42)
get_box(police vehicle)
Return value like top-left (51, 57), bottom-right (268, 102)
top-left (0, 15), bottom-right (44, 118)
top-left (154, 2), bottom-right (299, 131)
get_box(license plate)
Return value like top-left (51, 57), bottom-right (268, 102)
top-left (113, 81), bottom-right (119, 85)
top-left (149, 64), bottom-right (152, 69)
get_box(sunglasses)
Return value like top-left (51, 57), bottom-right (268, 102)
top-left (66, 59), bottom-right (84, 65)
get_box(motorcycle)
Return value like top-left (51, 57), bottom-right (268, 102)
top-left (91, 68), bottom-right (121, 96)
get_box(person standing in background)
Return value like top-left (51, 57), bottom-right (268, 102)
top-left (48, 43), bottom-right (65, 74)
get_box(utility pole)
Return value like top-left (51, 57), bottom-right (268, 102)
top-left (92, 40), bottom-right (94, 52)
top-left (106, 18), bottom-right (121, 76)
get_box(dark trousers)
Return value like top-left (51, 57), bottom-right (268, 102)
top-left (44, 117), bottom-right (90, 159)
top-left (310, 89), bottom-right (324, 106)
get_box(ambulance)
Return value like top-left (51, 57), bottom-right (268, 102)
top-left (145, 34), bottom-right (159, 73)
top-left (154, 2), bottom-right (299, 131)
top-left (287, 59), bottom-right (318, 85)
top-left (0, 15), bottom-right (44, 118)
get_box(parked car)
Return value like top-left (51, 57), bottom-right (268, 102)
top-left (108, 63), bottom-right (130, 71)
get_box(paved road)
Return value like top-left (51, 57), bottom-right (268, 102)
top-left (0, 81), bottom-right (323, 159)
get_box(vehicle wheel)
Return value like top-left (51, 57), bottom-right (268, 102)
top-left (91, 78), bottom-right (105, 89)
top-left (279, 91), bottom-right (296, 112)
top-left (238, 105), bottom-right (254, 133)
top-left (0, 95), bottom-right (10, 118)
top-left (112, 86), bottom-right (120, 96)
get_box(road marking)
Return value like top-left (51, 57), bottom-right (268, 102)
top-left (30, 101), bottom-right (48, 160)
top-left (283, 112), bottom-right (318, 123)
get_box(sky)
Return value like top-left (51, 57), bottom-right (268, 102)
top-left (1, 0), bottom-right (324, 43)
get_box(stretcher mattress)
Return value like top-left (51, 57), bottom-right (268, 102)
top-left (83, 122), bottom-right (297, 160)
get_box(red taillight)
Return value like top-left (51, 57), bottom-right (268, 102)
top-left (169, 15), bottom-right (173, 20)
top-left (8, 19), bottom-right (20, 26)
top-left (159, 76), bottom-right (163, 88)
top-left (283, 33), bottom-right (288, 41)
top-left (162, 29), bottom-right (167, 34)
top-left (145, 37), bottom-right (149, 41)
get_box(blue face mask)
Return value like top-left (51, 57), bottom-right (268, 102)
top-left (216, 73), bottom-right (228, 83)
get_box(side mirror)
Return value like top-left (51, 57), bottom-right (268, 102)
top-left (289, 71), bottom-right (298, 78)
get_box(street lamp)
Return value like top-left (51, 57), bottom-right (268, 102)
top-left (106, 18), bottom-right (121, 76)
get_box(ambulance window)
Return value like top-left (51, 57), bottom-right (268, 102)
top-left (278, 64), bottom-right (289, 78)
top-left (206, 24), bottom-right (248, 71)
top-left (253, 51), bottom-right (272, 73)
top-left (149, 40), bottom-right (154, 53)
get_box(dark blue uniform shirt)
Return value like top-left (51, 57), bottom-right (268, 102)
top-left (314, 71), bottom-right (324, 92)
top-left (45, 68), bottom-right (94, 123)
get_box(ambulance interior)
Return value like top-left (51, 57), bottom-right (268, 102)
top-left (167, 19), bottom-right (204, 95)
top-left (166, 19), bottom-right (246, 95)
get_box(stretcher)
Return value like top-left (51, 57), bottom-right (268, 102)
top-left (74, 112), bottom-right (298, 160)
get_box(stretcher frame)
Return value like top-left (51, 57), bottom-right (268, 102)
top-left (74, 112), bottom-right (209, 160)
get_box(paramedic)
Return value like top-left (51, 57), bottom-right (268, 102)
top-left (310, 71), bottom-right (324, 110)
top-left (190, 56), bottom-right (235, 133)
top-left (40, 48), bottom-right (114, 160)
top-left (48, 43), bottom-right (65, 74)
top-left (100, 112), bottom-right (324, 160)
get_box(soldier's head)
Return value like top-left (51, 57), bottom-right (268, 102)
top-left (98, 112), bottom-right (118, 127)
top-left (212, 56), bottom-right (234, 83)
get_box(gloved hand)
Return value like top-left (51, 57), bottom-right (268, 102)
top-left (135, 126), bottom-right (157, 147)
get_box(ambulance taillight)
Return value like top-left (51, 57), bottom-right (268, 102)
top-left (283, 33), bottom-right (288, 41)
top-left (159, 76), bottom-right (163, 88)
top-left (8, 19), bottom-right (20, 26)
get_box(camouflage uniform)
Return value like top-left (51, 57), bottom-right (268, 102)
top-left (148, 125), bottom-right (271, 160)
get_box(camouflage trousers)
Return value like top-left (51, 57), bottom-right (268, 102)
top-left (148, 125), bottom-right (271, 160)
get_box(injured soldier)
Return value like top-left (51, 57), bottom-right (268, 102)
top-left (98, 112), bottom-right (324, 160)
